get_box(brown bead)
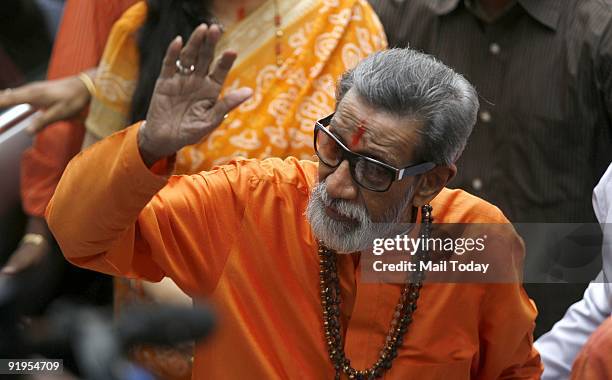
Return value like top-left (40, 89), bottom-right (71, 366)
top-left (317, 239), bottom-right (428, 380)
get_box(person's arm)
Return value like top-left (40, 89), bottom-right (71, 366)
top-left (2, 0), bottom-right (139, 276)
top-left (0, 217), bottom-right (51, 274)
top-left (46, 24), bottom-right (252, 295)
top-left (48, 123), bottom-right (241, 295)
top-left (19, 0), bottom-right (139, 215)
top-left (0, 71), bottom-right (93, 134)
top-left (472, 230), bottom-right (542, 379)
top-left (534, 278), bottom-right (610, 380)
top-left (535, 161), bottom-right (612, 380)
top-left (593, 162), bottom-right (612, 307)
top-left (477, 283), bottom-right (543, 379)
top-left (2, 0), bottom-right (139, 134)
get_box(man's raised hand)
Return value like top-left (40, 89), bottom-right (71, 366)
top-left (138, 24), bottom-right (252, 167)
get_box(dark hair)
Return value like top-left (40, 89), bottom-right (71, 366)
top-left (130, 0), bottom-right (214, 123)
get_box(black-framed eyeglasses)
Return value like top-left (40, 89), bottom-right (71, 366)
top-left (313, 113), bottom-right (436, 192)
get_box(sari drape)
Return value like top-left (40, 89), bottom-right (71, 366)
top-left (85, 0), bottom-right (387, 174)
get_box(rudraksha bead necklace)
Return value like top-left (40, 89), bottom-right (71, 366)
top-left (319, 204), bottom-right (433, 379)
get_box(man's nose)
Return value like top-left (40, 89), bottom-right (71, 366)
top-left (325, 160), bottom-right (358, 200)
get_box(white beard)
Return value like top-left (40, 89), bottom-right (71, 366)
top-left (305, 181), bottom-right (414, 253)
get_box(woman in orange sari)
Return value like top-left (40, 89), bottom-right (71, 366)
top-left (84, 0), bottom-right (386, 378)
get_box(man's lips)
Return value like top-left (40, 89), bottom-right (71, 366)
top-left (325, 205), bottom-right (357, 224)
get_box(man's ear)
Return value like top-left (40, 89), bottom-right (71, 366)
top-left (412, 164), bottom-right (457, 206)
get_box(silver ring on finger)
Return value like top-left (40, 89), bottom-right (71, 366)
top-left (176, 59), bottom-right (195, 76)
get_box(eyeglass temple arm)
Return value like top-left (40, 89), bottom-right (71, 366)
top-left (397, 162), bottom-right (436, 180)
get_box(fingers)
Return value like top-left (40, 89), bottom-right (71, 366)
top-left (209, 51), bottom-right (238, 85)
top-left (210, 87), bottom-right (253, 121)
top-left (26, 102), bottom-right (65, 134)
top-left (179, 24), bottom-right (208, 71)
top-left (196, 24), bottom-right (222, 76)
top-left (159, 24), bottom-right (226, 80)
top-left (0, 84), bottom-right (42, 109)
top-left (160, 36), bottom-right (184, 79)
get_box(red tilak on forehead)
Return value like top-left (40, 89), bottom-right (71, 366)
top-left (351, 120), bottom-right (367, 148)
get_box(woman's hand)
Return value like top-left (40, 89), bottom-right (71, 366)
top-left (0, 70), bottom-right (94, 134)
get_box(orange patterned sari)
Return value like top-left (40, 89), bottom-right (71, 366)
top-left (86, 0), bottom-right (386, 173)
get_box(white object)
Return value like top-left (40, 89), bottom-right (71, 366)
top-left (535, 163), bottom-right (612, 379)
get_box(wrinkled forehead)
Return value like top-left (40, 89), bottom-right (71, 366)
top-left (331, 91), bottom-right (423, 166)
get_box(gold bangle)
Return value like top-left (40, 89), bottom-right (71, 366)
top-left (21, 233), bottom-right (46, 247)
top-left (77, 72), bottom-right (97, 97)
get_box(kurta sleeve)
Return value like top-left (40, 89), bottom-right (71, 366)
top-left (471, 224), bottom-right (542, 379)
top-left (476, 282), bottom-right (543, 379)
top-left (46, 123), bottom-right (248, 296)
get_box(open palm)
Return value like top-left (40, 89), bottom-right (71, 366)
top-left (139, 24), bottom-right (252, 166)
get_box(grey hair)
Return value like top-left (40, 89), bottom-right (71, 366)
top-left (336, 48), bottom-right (479, 166)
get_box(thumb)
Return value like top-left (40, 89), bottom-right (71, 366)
top-left (211, 87), bottom-right (252, 121)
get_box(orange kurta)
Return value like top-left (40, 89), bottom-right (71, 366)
top-left (570, 316), bottom-right (612, 379)
top-left (20, 0), bottom-right (138, 217)
top-left (46, 124), bottom-right (542, 379)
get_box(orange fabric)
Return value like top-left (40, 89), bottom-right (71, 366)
top-left (84, 2), bottom-right (386, 378)
top-left (20, 0), bottom-right (138, 217)
top-left (570, 316), bottom-right (612, 380)
top-left (47, 124), bottom-right (543, 379)
top-left (85, 0), bottom-right (387, 172)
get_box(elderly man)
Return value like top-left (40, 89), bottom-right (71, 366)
top-left (46, 25), bottom-right (542, 379)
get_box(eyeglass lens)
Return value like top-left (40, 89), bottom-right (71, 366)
top-left (315, 126), bottom-right (394, 191)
